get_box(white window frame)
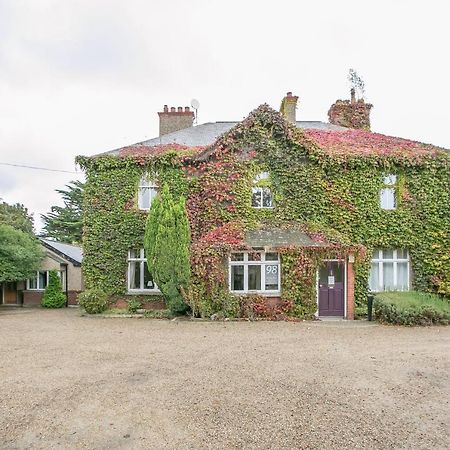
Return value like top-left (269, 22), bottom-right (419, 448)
top-left (380, 174), bottom-right (397, 210)
top-left (27, 270), bottom-right (66, 291)
top-left (251, 172), bottom-right (273, 209)
top-left (138, 175), bottom-right (158, 211)
top-left (127, 249), bottom-right (160, 294)
top-left (369, 249), bottom-right (410, 292)
top-left (229, 252), bottom-right (281, 294)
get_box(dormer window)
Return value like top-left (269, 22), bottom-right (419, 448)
top-left (252, 172), bottom-right (273, 208)
top-left (138, 175), bottom-right (157, 210)
top-left (380, 174), bottom-right (397, 210)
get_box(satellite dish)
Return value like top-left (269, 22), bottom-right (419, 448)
top-left (191, 99), bottom-right (200, 110)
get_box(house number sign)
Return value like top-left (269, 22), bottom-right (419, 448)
top-left (265, 265), bottom-right (278, 284)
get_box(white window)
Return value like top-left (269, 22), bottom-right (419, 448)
top-left (27, 270), bottom-right (66, 291)
top-left (229, 252), bottom-right (280, 293)
top-left (127, 249), bottom-right (159, 292)
top-left (138, 176), bottom-right (157, 210)
top-left (252, 172), bottom-right (273, 208)
top-left (369, 249), bottom-right (410, 292)
top-left (380, 174), bottom-right (397, 210)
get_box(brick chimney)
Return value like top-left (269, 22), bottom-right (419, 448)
top-left (158, 105), bottom-right (194, 136)
top-left (280, 92), bottom-right (299, 124)
top-left (328, 92), bottom-right (373, 130)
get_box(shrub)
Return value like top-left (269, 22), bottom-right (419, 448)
top-left (374, 291), bottom-right (450, 326)
top-left (127, 299), bottom-right (141, 314)
top-left (41, 270), bottom-right (66, 308)
top-left (240, 295), bottom-right (293, 320)
top-left (78, 289), bottom-right (109, 314)
top-left (143, 309), bottom-right (173, 319)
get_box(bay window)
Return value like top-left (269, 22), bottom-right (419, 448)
top-left (369, 249), bottom-right (410, 292)
top-left (229, 252), bottom-right (280, 293)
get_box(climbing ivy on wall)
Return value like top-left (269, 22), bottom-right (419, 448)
top-left (77, 105), bottom-right (450, 317)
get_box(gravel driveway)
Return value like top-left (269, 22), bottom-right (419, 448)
top-left (0, 308), bottom-right (449, 449)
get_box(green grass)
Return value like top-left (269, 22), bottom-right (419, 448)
top-left (374, 291), bottom-right (450, 326)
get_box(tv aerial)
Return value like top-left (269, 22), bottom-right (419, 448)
top-left (191, 99), bottom-right (200, 124)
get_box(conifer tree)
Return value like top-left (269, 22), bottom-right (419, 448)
top-left (144, 185), bottom-right (190, 314)
top-left (41, 270), bottom-right (66, 308)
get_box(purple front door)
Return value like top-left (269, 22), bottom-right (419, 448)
top-left (318, 261), bottom-right (345, 316)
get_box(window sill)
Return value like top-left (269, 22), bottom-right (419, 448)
top-left (230, 291), bottom-right (281, 297)
top-left (251, 206), bottom-right (274, 210)
top-left (127, 290), bottom-right (161, 296)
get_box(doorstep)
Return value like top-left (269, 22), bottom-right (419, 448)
top-left (318, 316), bottom-right (346, 321)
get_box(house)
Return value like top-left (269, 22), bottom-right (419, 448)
top-left (1, 239), bottom-right (84, 307)
top-left (76, 91), bottom-right (450, 319)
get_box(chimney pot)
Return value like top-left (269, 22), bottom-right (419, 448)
top-left (158, 103), bottom-right (195, 136)
top-left (350, 88), bottom-right (356, 104)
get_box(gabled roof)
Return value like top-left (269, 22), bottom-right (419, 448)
top-left (40, 239), bottom-right (83, 266)
top-left (95, 121), bottom-right (347, 157)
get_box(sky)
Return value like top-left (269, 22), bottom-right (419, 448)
top-left (1, 0), bottom-right (449, 233)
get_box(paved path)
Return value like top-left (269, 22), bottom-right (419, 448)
top-left (1, 308), bottom-right (449, 449)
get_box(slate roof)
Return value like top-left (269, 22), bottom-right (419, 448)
top-left (244, 229), bottom-right (328, 249)
top-left (40, 239), bottom-right (83, 266)
top-left (95, 121), bottom-right (347, 157)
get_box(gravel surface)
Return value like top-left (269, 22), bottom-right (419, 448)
top-left (0, 308), bottom-right (449, 450)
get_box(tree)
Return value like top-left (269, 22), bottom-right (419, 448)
top-left (41, 180), bottom-right (84, 244)
top-left (0, 201), bottom-right (34, 234)
top-left (144, 185), bottom-right (190, 314)
top-left (41, 270), bottom-right (66, 308)
top-left (0, 224), bottom-right (44, 282)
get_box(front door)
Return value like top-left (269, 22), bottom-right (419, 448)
top-left (318, 261), bottom-right (345, 316)
top-left (2, 282), bottom-right (18, 305)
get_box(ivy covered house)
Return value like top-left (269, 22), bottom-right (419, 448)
top-left (77, 92), bottom-right (450, 319)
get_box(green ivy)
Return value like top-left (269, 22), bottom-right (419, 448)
top-left (76, 105), bottom-right (450, 316)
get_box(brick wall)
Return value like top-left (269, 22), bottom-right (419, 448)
top-left (346, 262), bottom-right (355, 320)
top-left (23, 290), bottom-right (80, 307)
top-left (23, 291), bottom-right (44, 306)
top-left (158, 106), bottom-right (194, 136)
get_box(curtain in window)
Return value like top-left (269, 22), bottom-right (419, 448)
top-left (397, 262), bottom-right (408, 291)
top-left (369, 263), bottom-right (379, 291)
top-left (380, 188), bottom-right (396, 210)
top-left (383, 262), bottom-right (395, 290)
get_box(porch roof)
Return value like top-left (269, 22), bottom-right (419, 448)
top-left (244, 229), bottom-right (328, 249)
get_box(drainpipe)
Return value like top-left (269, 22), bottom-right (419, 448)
top-left (64, 265), bottom-right (69, 307)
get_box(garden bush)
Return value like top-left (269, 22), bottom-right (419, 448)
top-left (374, 291), bottom-right (450, 326)
top-left (41, 270), bottom-right (66, 308)
top-left (78, 289), bottom-right (109, 314)
top-left (127, 298), bottom-right (141, 313)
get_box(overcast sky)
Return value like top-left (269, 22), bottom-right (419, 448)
top-left (1, 0), bottom-right (449, 233)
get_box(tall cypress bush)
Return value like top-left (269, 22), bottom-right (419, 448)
top-left (145, 185), bottom-right (190, 314)
top-left (41, 270), bottom-right (66, 308)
